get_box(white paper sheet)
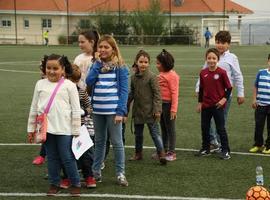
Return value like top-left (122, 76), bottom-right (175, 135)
top-left (72, 125), bottom-right (94, 160)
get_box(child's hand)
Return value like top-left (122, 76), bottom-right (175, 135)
top-left (114, 115), bottom-right (123, 124)
top-left (252, 101), bottom-right (257, 109)
top-left (153, 112), bottom-right (161, 120)
top-left (216, 98), bottom-right (227, 109)
top-left (122, 116), bottom-right (128, 123)
top-left (237, 97), bottom-right (245, 105)
top-left (196, 103), bottom-right (202, 113)
top-left (27, 132), bottom-right (34, 143)
top-left (95, 52), bottom-right (101, 61)
top-left (170, 111), bottom-right (177, 120)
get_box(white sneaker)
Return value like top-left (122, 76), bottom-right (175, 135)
top-left (101, 162), bottom-right (105, 170)
top-left (117, 173), bottom-right (128, 186)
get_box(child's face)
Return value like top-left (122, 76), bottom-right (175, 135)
top-left (97, 41), bottom-right (113, 62)
top-left (78, 35), bottom-right (93, 54)
top-left (215, 41), bottom-right (230, 55)
top-left (136, 56), bottom-right (149, 73)
top-left (268, 59), bottom-right (270, 67)
top-left (206, 52), bottom-right (219, 69)
top-left (156, 60), bottom-right (163, 72)
top-left (46, 60), bottom-right (64, 82)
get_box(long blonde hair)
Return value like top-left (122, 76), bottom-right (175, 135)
top-left (98, 35), bottom-right (124, 66)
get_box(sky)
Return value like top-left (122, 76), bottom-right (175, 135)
top-left (232, 0), bottom-right (270, 17)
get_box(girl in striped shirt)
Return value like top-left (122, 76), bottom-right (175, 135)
top-left (86, 35), bottom-right (129, 186)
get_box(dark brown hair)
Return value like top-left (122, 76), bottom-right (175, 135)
top-left (205, 48), bottom-right (220, 60)
top-left (79, 30), bottom-right (100, 58)
top-left (156, 49), bottom-right (175, 72)
top-left (134, 49), bottom-right (150, 63)
top-left (215, 31), bottom-right (231, 44)
top-left (40, 54), bottom-right (73, 77)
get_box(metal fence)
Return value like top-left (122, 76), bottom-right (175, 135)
top-left (1, 19), bottom-right (270, 45)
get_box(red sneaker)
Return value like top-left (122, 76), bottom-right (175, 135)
top-left (32, 156), bottom-right (45, 165)
top-left (60, 179), bottom-right (71, 189)
top-left (86, 176), bottom-right (96, 188)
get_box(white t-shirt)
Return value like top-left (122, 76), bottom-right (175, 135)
top-left (74, 53), bottom-right (93, 90)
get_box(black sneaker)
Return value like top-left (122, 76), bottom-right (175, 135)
top-left (210, 144), bottom-right (221, 153)
top-left (220, 151), bottom-right (231, 160)
top-left (194, 149), bottom-right (210, 157)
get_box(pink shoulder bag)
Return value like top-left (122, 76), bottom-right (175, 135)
top-left (34, 77), bottom-right (65, 143)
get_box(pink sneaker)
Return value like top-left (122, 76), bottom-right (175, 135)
top-left (32, 156), bottom-right (45, 165)
top-left (165, 152), bottom-right (176, 161)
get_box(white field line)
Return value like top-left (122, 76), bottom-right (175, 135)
top-left (0, 68), bottom-right (39, 74)
top-left (0, 143), bottom-right (269, 157)
top-left (0, 192), bottom-right (243, 200)
top-left (0, 61), bottom-right (38, 64)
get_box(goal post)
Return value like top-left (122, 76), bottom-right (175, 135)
top-left (201, 18), bottom-right (230, 47)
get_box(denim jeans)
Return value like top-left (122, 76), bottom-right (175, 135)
top-left (134, 122), bottom-right (164, 153)
top-left (201, 106), bottom-right (230, 152)
top-left (62, 147), bottom-right (94, 179)
top-left (105, 123), bottom-right (126, 160)
top-left (160, 102), bottom-right (176, 152)
top-left (45, 133), bottom-right (80, 187)
top-left (254, 105), bottom-right (270, 148)
top-left (209, 96), bottom-right (232, 145)
top-left (92, 114), bottom-right (125, 176)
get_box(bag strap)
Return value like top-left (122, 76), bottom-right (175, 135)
top-left (44, 77), bottom-right (65, 114)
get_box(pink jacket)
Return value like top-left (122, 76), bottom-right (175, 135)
top-left (158, 70), bottom-right (179, 113)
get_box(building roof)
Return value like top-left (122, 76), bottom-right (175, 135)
top-left (0, 0), bottom-right (253, 15)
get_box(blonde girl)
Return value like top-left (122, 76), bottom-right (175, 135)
top-left (86, 35), bottom-right (129, 186)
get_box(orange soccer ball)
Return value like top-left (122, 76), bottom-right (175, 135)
top-left (246, 186), bottom-right (270, 200)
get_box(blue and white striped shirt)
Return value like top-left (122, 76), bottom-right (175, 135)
top-left (86, 60), bottom-right (129, 116)
top-left (92, 69), bottom-right (119, 114)
top-left (255, 68), bottom-right (270, 106)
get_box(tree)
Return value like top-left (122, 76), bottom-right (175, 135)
top-left (163, 22), bottom-right (196, 45)
top-left (129, 0), bottom-right (166, 44)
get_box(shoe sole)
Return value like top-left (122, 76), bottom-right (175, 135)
top-left (86, 184), bottom-right (97, 188)
top-left (118, 182), bottom-right (128, 187)
top-left (220, 157), bottom-right (231, 160)
top-left (60, 185), bottom-right (70, 189)
top-left (47, 191), bottom-right (61, 196)
top-left (166, 158), bottom-right (177, 161)
top-left (210, 148), bottom-right (221, 153)
top-left (32, 162), bottom-right (45, 165)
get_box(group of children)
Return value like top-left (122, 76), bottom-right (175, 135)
top-left (27, 29), bottom-right (270, 196)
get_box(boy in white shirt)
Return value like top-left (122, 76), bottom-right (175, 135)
top-left (196, 31), bottom-right (245, 150)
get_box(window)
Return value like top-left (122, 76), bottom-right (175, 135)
top-left (1, 19), bottom-right (11, 27)
top-left (79, 19), bottom-right (90, 29)
top-left (24, 19), bottom-right (29, 28)
top-left (42, 19), bottom-right (52, 28)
